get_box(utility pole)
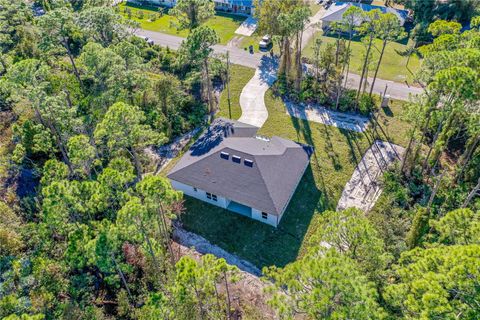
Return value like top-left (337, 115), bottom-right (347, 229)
top-left (226, 51), bottom-right (232, 119)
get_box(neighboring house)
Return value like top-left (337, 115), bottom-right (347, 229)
top-left (214, 0), bottom-right (255, 16)
top-left (167, 118), bottom-right (312, 227)
top-left (134, 0), bottom-right (256, 15)
top-left (321, 1), bottom-right (409, 30)
top-left (133, 0), bottom-right (177, 7)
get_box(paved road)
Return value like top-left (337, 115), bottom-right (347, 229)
top-left (136, 29), bottom-right (263, 68)
top-left (136, 29), bottom-right (423, 101)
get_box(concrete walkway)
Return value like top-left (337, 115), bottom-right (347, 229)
top-left (238, 56), bottom-right (278, 127)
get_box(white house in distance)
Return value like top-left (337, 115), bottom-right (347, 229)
top-left (321, 1), bottom-right (409, 30)
top-left (167, 118), bottom-right (312, 227)
top-left (137, 0), bottom-right (256, 15)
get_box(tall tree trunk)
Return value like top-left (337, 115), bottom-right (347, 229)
top-left (128, 147), bottom-right (143, 181)
top-left (456, 134), bottom-right (479, 182)
top-left (369, 40), bottom-right (387, 97)
top-left (422, 117), bottom-right (445, 174)
top-left (356, 35), bottom-right (373, 102)
top-left (204, 58), bottom-right (214, 120)
top-left (111, 252), bottom-right (134, 303)
top-left (158, 203), bottom-right (176, 267)
top-left (62, 38), bottom-right (82, 87)
top-left (411, 107), bottom-right (434, 171)
top-left (343, 29), bottom-right (353, 89)
top-left (136, 216), bottom-right (161, 272)
top-left (400, 125), bottom-right (417, 174)
top-left (295, 29), bottom-right (304, 93)
top-left (462, 177), bottom-right (480, 208)
top-left (427, 171), bottom-right (445, 211)
top-left (281, 37), bottom-right (292, 80)
top-left (224, 271), bottom-right (232, 320)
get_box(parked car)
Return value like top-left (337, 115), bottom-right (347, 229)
top-left (137, 35), bottom-right (154, 45)
top-left (259, 35), bottom-right (272, 50)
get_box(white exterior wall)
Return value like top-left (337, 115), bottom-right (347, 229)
top-left (170, 179), bottom-right (280, 227)
top-left (140, 0), bottom-right (177, 7)
top-left (251, 208), bottom-right (278, 227)
top-left (170, 180), bottom-right (230, 209)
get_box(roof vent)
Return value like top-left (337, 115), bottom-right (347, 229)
top-left (220, 152), bottom-right (229, 160)
top-left (244, 159), bottom-right (254, 167)
top-left (232, 155), bottom-right (241, 164)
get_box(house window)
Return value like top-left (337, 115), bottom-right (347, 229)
top-left (232, 155), bottom-right (241, 163)
top-left (206, 192), bottom-right (212, 199)
top-left (244, 159), bottom-right (254, 167)
top-left (220, 152), bottom-right (229, 160)
top-left (262, 212), bottom-right (268, 219)
top-left (193, 187), bottom-right (197, 192)
top-left (212, 194), bottom-right (217, 201)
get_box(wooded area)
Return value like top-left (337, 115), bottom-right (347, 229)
top-left (0, 0), bottom-right (479, 319)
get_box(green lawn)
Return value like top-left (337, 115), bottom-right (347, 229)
top-left (303, 33), bottom-right (422, 84)
top-left (217, 65), bottom-right (256, 119)
top-left (118, 2), bottom-right (246, 44)
top-left (178, 64), bottom-right (412, 269)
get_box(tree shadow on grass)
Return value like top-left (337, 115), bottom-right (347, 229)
top-left (287, 111), bottom-right (333, 208)
top-left (340, 128), bottom-right (365, 167)
top-left (180, 165), bottom-right (323, 269)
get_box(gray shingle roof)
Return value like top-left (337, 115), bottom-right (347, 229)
top-left (321, 2), bottom-right (408, 26)
top-left (167, 118), bottom-right (313, 216)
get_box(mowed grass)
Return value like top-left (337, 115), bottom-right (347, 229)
top-left (118, 2), bottom-right (245, 44)
top-left (217, 65), bottom-right (256, 119)
top-left (179, 64), bottom-right (412, 268)
top-left (303, 33), bottom-right (422, 84)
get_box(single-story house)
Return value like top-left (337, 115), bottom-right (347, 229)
top-left (214, 0), bottom-right (255, 16)
top-left (135, 0), bottom-right (177, 8)
top-left (134, 0), bottom-right (256, 15)
top-left (167, 118), bottom-right (313, 227)
top-left (321, 1), bottom-right (409, 30)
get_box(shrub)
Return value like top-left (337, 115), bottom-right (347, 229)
top-left (137, 10), bottom-right (144, 19)
top-left (149, 13), bottom-right (157, 22)
top-left (358, 93), bottom-right (375, 115)
top-left (338, 89), bottom-right (356, 112)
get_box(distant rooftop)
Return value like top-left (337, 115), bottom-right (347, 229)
top-left (321, 2), bottom-right (409, 26)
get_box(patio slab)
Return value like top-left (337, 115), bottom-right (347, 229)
top-left (336, 140), bottom-right (405, 213)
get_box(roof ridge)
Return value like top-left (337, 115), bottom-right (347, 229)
top-left (253, 148), bottom-right (290, 214)
top-left (252, 153), bottom-right (281, 214)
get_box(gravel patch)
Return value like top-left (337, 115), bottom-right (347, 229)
top-left (337, 140), bottom-right (405, 212)
top-left (173, 225), bottom-right (262, 277)
top-left (145, 127), bottom-right (202, 174)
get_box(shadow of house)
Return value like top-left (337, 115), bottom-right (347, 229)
top-left (190, 120), bottom-right (233, 156)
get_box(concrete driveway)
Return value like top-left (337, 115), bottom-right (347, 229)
top-left (238, 56), bottom-right (278, 127)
